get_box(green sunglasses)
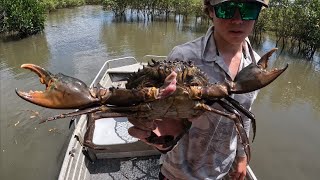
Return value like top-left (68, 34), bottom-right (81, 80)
top-left (214, 1), bottom-right (262, 20)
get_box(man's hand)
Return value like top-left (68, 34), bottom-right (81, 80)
top-left (128, 118), bottom-right (186, 151)
top-left (229, 156), bottom-right (247, 180)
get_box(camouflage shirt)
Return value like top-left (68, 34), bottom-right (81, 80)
top-left (160, 26), bottom-right (260, 180)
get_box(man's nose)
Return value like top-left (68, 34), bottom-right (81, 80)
top-left (231, 9), bottom-right (243, 24)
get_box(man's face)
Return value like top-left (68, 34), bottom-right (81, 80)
top-left (210, 7), bottom-right (255, 45)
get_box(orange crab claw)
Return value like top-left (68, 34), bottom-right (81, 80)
top-left (15, 64), bottom-right (98, 109)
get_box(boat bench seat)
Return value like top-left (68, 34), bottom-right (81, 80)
top-left (83, 117), bottom-right (159, 159)
top-left (106, 63), bottom-right (144, 73)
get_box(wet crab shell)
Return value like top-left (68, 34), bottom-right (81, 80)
top-left (125, 60), bottom-right (209, 89)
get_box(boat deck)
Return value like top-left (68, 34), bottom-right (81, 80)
top-left (87, 155), bottom-right (160, 180)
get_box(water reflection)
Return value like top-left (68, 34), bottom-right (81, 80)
top-left (100, 17), bottom-right (205, 60)
top-left (44, 6), bottom-right (109, 79)
top-left (250, 35), bottom-right (320, 179)
top-left (256, 57), bottom-right (320, 111)
top-left (0, 33), bottom-right (50, 73)
top-left (252, 37), bottom-right (320, 112)
top-left (253, 35), bottom-right (320, 72)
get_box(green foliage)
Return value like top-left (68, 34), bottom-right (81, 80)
top-left (85, 0), bottom-right (102, 5)
top-left (101, 0), bottom-right (205, 18)
top-left (102, 0), bottom-right (128, 16)
top-left (40, 0), bottom-right (85, 11)
top-left (191, 0), bottom-right (205, 18)
top-left (255, 0), bottom-right (320, 59)
top-left (1, 0), bottom-right (86, 37)
top-left (1, 3), bottom-right (5, 33)
top-left (1, 0), bottom-right (46, 37)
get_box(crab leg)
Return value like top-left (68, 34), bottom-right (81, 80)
top-left (194, 102), bottom-right (251, 162)
top-left (215, 100), bottom-right (251, 163)
top-left (38, 106), bottom-right (105, 123)
top-left (40, 103), bottom-right (154, 123)
top-left (224, 96), bottom-right (256, 142)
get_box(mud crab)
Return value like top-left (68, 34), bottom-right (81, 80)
top-left (16, 48), bottom-right (288, 162)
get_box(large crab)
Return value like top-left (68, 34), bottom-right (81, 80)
top-left (16, 48), bottom-right (288, 162)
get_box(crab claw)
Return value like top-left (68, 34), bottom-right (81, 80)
top-left (231, 48), bottom-right (288, 94)
top-left (15, 64), bottom-right (98, 109)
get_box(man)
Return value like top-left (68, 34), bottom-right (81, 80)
top-left (129, 0), bottom-right (269, 179)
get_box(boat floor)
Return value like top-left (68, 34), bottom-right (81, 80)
top-left (87, 155), bottom-right (160, 180)
top-left (87, 155), bottom-right (243, 180)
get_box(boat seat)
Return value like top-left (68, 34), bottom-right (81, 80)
top-left (106, 63), bottom-right (144, 73)
top-left (83, 116), bottom-right (159, 159)
top-left (92, 117), bottom-right (137, 145)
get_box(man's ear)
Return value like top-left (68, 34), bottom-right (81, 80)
top-left (209, 8), bottom-right (215, 19)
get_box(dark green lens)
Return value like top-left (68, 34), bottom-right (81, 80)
top-left (238, 3), bottom-right (262, 20)
top-left (214, 2), bottom-right (236, 19)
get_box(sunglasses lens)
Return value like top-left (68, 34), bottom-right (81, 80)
top-left (214, 2), bottom-right (236, 19)
top-left (239, 3), bottom-right (262, 20)
top-left (214, 2), bottom-right (262, 20)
